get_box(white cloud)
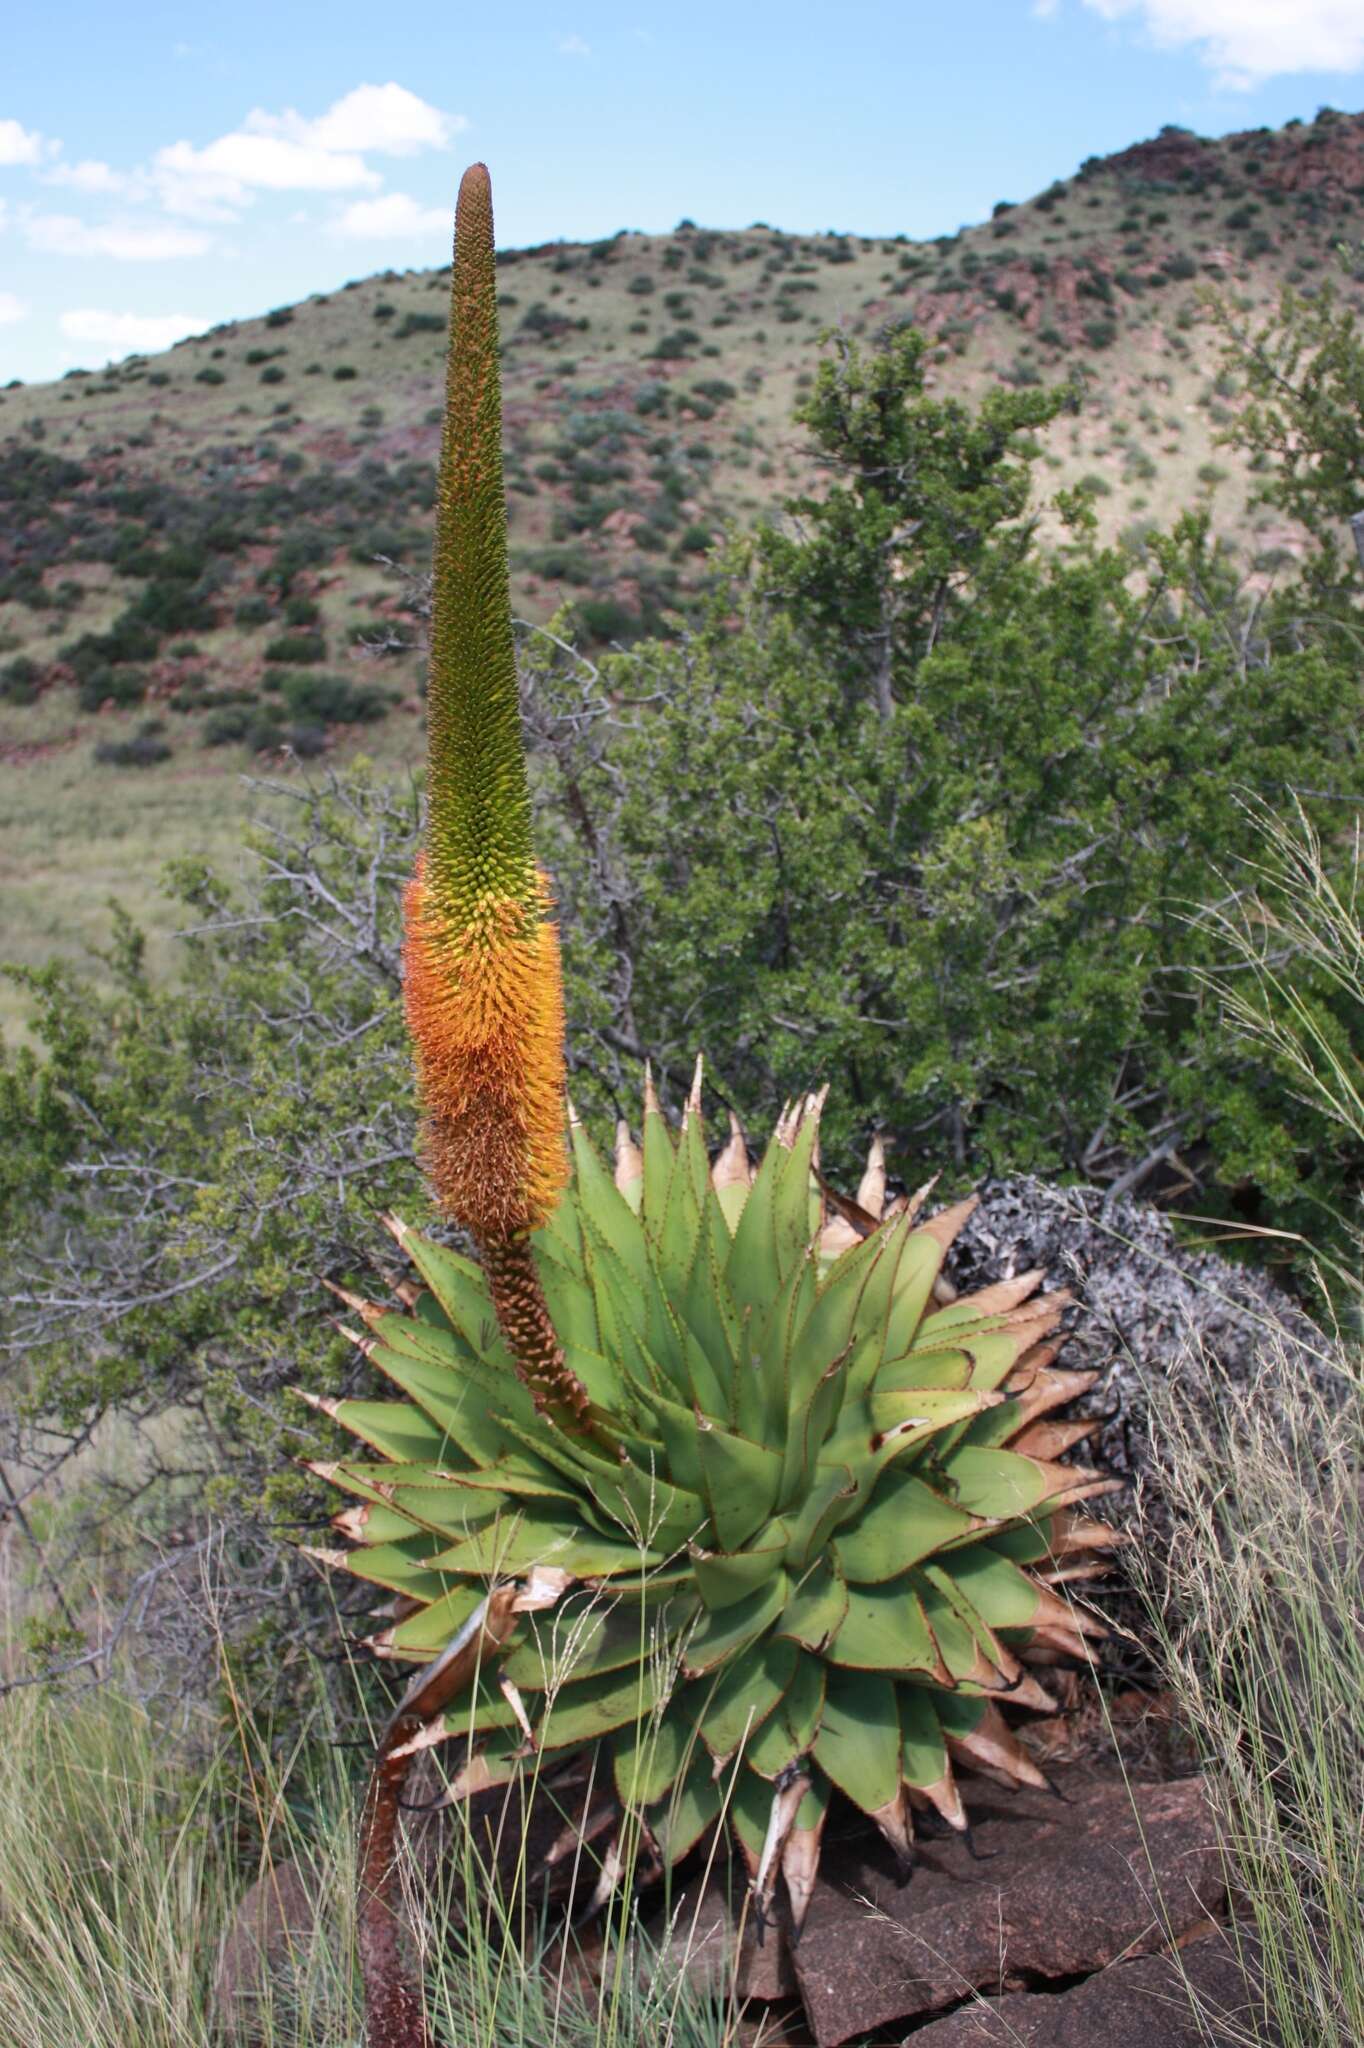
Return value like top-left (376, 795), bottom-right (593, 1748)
top-left (59, 306), bottom-right (208, 358)
top-left (0, 117), bottom-right (44, 167)
top-left (25, 212), bottom-right (212, 261)
top-left (557, 33), bottom-right (592, 56)
top-left (151, 83), bottom-right (455, 219)
top-left (332, 191), bottom-right (450, 240)
top-left (155, 133), bottom-right (377, 198)
top-left (0, 290), bottom-right (29, 325)
top-left (1080, 0), bottom-right (1364, 86)
top-left (43, 158), bottom-right (131, 195)
top-left (304, 83), bottom-right (457, 155)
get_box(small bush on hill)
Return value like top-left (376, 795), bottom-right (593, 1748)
top-left (264, 632), bottom-right (326, 665)
top-left (0, 656), bottom-right (41, 705)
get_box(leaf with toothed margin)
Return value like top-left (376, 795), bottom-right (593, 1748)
top-left (652, 1746), bottom-right (723, 1864)
top-left (535, 1658), bottom-right (670, 1751)
top-left (900, 1685), bottom-right (951, 1792)
top-left (938, 1544), bottom-right (1045, 1629)
top-left (784, 1225), bottom-right (884, 1417)
top-left (327, 1533), bottom-right (458, 1600)
top-left (777, 1558), bottom-right (848, 1652)
top-left (695, 1418), bottom-right (783, 1550)
top-left (532, 1242), bottom-right (601, 1353)
top-left (361, 1338), bottom-right (520, 1466)
top-left (387, 1231), bottom-right (507, 1362)
top-left (690, 1526), bottom-right (787, 1611)
top-left (813, 1669), bottom-right (901, 1816)
top-left (613, 1696), bottom-right (692, 1808)
top-left (881, 1230), bottom-right (947, 1359)
top-left (699, 1634), bottom-right (797, 1760)
top-left (834, 1472), bottom-right (981, 1583)
top-left (979, 1519), bottom-right (1051, 1566)
top-left (683, 1572), bottom-right (788, 1676)
top-left (827, 1577), bottom-right (944, 1678)
top-left (725, 1128), bottom-right (785, 1319)
top-left (316, 1398), bottom-right (459, 1467)
top-left (385, 1583), bottom-right (488, 1657)
top-left (347, 1487), bottom-right (502, 1545)
top-left (917, 1571), bottom-right (985, 1682)
top-left (783, 1464), bottom-right (857, 1572)
top-left (640, 1093), bottom-right (674, 1233)
top-left (571, 1116), bottom-right (651, 1292)
top-left (432, 1508), bottom-right (665, 1579)
top-left (936, 1444), bottom-right (1053, 1519)
top-left (728, 1765), bottom-right (777, 1867)
top-left (501, 1586), bottom-right (695, 1692)
top-left (771, 1115), bottom-right (820, 1278)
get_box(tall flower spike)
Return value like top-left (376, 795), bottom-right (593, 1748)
top-left (403, 162), bottom-right (569, 1240)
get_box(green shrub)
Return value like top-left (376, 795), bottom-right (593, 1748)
top-left (395, 311), bottom-right (444, 340)
top-left (259, 365), bottom-right (286, 385)
top-left (283, 595), bottom-right (320, 627)
top-left (649, 329), bottom-right (700, 359)
top-left (277, 670), bottom-right (390, 723)
top-left (264, 632), bottom-right (326, 665)
top-left (76, 665), bottom-right (148, 712)
top-left (201, 704), bottom-right (253, 746)
top-left (332, 365), bottom-right (357, 382)
top-left (0, 656), bottom-right (40, 705)
top-left (1083, 319), bottom-right (1118, 349)
top-left (233, 595), bottom-right (272, 627)
top-left (193, 367), bottom-right (225, 386)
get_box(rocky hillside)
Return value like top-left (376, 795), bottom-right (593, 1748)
top-left (1, 104), bottom-right (1361, 1011)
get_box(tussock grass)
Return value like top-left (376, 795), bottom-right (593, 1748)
top-left (0, 1671), bottom-right (743, 2048)
top-left (1137, 800), bottom-right (1364, 2046)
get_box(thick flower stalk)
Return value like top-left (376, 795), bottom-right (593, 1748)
top-left (404, 161), bottom-right (569, 1248)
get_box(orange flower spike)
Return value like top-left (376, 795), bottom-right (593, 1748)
top-left (404, 162), bottom-right (568, 1237)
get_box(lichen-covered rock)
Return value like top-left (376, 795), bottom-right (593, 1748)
top-left (944, 1176), bottom-right (1338, 1512)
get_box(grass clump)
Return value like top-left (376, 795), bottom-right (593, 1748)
top-left (0, 1672), bottom-right (742, 2048)
top-left (1138, 803), bottom-right (1364, 2047)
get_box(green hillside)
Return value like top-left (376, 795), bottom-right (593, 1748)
top-left (2, 105), bottom-right (1363, 1019)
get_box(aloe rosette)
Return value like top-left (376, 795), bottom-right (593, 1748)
top-left (309, 1072), bottom-right (1117, 1929)
top-left (311, 161), bottom-right (1118, 1955)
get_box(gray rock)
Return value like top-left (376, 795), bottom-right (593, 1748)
top-left (944, 1175), bottom-right (1338, 1510)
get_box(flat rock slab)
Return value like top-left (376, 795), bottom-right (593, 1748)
top-left (791, 1772), bottom-right (1222, 2047)
top-left (903, 1928), bottom-right (1269, 2046)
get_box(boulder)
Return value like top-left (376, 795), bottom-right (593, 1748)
top-left (944, 1175), bottom-right (1337, 1519)
top-left (212, 1855), bottom-right (323, 2040)
top-left (902, 1926), bottom-right (1272, 2046)
top-left (790, 1768), bottom-right (1223, 2046)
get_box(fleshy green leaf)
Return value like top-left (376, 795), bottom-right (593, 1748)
top-left (698, 1634), bottom-right (798, 1760)
top-left (683, 1573), bottom-right (788, 1676)
top-left (828, 1578), bottom-right (943, 1677)
top-left (936, 1445), bottom-right (1052, 1519)
top-left (777, 1558), bottom-right (848, 1652)
top-left (691, 1527), bottom-right (788, 1611)
top-left (696, 1419), bottom-right (783, 1550)
top-left (813, 1669), bottom-right (900, 1815)
top-left (834, 1472), bottom-right (981, 1583)
top-left (614, 1698), bottom-right (692, 1808)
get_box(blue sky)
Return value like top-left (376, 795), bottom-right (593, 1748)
top-left (2, 0), bottom-right (1362, 385)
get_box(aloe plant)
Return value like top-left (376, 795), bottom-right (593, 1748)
top-left (310, 163), bottom-right (1116, 2045)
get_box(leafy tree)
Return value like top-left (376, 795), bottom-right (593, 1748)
top-left (1212, 277), bottom-right (1364, 605)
